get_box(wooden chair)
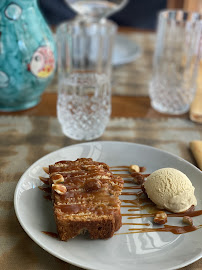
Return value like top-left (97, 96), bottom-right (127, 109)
top-left (167, 0), bottom-right (202, 12)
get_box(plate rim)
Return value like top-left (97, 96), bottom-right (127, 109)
top-left (113, 33), bottom-right (142, 66)
top-left (14, 141), bottom-right (202, 270)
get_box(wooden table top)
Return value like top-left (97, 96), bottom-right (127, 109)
top-left (0, 92), bottom-right (188, 119)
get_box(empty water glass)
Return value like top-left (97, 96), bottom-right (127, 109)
top-left (149, 10), bottom-right (202, 115)
top-left (56, 19), bottom-right (117, 140)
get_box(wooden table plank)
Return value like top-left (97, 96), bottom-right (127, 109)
top-left (0, 93), bottom-right (188, 119)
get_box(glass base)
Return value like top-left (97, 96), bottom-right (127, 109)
top-left (61, 125), bottom-right (106, 141)
top-left (0, 98), bottom-right (41, 112)
top-left (151, 100), bottom-right (190, 115)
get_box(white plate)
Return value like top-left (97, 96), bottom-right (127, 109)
top-left (113, 34), bottom-right (141, 65)
top-left (55, 33), bottom-right (141, 66)
top-left (14, 141), bottom-right (202, 270)
top-left (88, 33), bottom-right (141, 65)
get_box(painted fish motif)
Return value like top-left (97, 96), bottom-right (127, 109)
top-left (28, 46), bottom-right (55, 79)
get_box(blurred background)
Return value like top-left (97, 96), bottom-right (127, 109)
top-left (39, 0), bottom-right (202, 29)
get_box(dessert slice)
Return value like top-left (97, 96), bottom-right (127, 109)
top-left (46, 158), bottom-right (124, 240)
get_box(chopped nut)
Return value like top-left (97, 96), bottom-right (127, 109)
top-left (84, 180), bottom-right (101, 192)
top-left (129, 165), bottom-right (140, 173)
top-left (43, 167), bottom-right (49, 174)
top-left (154, 211), bottom-right (167, 224)
top-left (52, 174), bottom-right (64, 184)
top-left (132, 174), bottom-right (145, 185)
top-left (183, 216), bottom-right (193, 226)
top-left (140, 166), bottom-right (146, 173)
top-left (52, 184), bottom-right (67, 195)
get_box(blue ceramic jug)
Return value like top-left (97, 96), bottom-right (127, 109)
top-left (0, 0), bottom-right (56, 111)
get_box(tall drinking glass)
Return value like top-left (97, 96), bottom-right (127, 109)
top-left (149, 10), bottom-right (202, 115)
top-left (57, 19), bottom-right (117, 140)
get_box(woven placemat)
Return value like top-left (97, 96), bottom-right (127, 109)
top-left (46, 32), bottom-right (155, 97)
top-left (0, 115), bottom-right (201, 270)
top-left (112, 32), bottom-right (154, 96)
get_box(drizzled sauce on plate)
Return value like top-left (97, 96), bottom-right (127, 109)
top-left (42, 231), bottom-right (58, 238)
top-left (112, 165), bottom-right (202, 236)
top-left (40, 164), bottom-right (202, 237)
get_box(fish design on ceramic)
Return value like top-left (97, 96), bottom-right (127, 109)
top-left (27, 46), bottom-right (55, 79)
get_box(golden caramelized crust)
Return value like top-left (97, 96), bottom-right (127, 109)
top-left (45, 158), bottom-right (123, 240)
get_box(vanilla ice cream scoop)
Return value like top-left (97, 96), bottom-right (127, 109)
top-left (144, 168), bottom-right (197, 213)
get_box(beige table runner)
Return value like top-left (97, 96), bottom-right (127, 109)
top-left (0, 116), bottom-right (202, 270)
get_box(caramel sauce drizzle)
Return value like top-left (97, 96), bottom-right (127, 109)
top-left (111, 169), bottom-right (129, 172)
top-left (122, 197), bottom-right (149, 205)
top-left (130, 225), bottom-right (202, 234)
top-left (122, 213), bottom-right (150, 217)
top-left (123, 186), bottom-right (141, 190)
top-left (116, 174), bottom-right (133, 178)
top-left (38, 185), bottom-right (52, 201)
top-left (123, 223), bottom-right (150, 226)
top-left (43, 194), bottom-right (52, 201)
top-left (42, 231), bottom-right (58, 238)
top-left (112, 166), bottom-right (202, 235)
top-left (121, 205), bottom-right (140, 208)
top-left (38, 186), bottom-right (51, 193)
top-left (124, 180), bottom-right (134, 184)
top-left (121, 192), bottom-right (141, 196)
top-left (115, 225), bottom-right (202, 235)
top-left (39, 164), bottom-right (202, 237)
top-left (110, 166), bottom-right (146, 172)
top-left (110, 166), bottom-right (130, 169)
top-left (127, 204), bottom-right (156, 212)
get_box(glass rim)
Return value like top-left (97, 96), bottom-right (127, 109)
top-left (158, 9), bottom-right (202, 22)
top-left (64, 0), bottom-right (129, 16)
top-left (57, 18), bottom-right (117, 35)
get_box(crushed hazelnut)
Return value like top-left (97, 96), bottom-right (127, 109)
top-left (154, 211), bottom-right (167, 224)
top-left (132, 174), bottom-right (145, 185)
top-left (43, 167), bottom-right (49, 174)
top-left (51, 174), bottom-right (64, 184)
top-left (52, 184), bottom-right (67, 195)
top-left (140, 166), bottom-right (146, 172)
top-left (84, 180), bottom-right (101, 192)
top-left (182, 216), bottom-right (193, 226)
top-left (129, 165), bottom-right (140, 173)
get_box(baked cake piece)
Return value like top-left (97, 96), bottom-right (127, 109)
top-left (46, 158), bottom-right (124, 240)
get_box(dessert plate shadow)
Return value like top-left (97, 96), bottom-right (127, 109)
top-left (14, 141), bottom-right (202, 270)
